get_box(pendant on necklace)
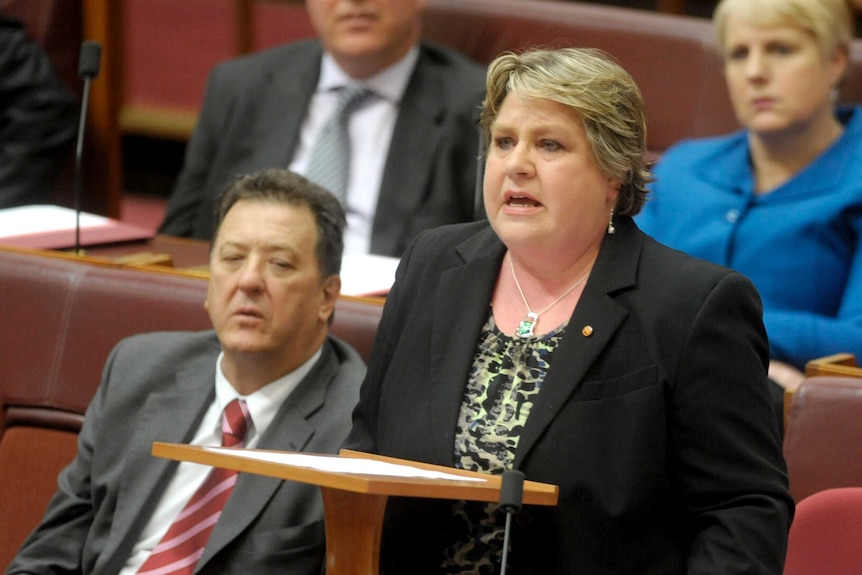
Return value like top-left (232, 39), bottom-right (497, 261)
top-left (516, 312), bottom-right (539, 338)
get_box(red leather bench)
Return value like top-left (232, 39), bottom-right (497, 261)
top-left (422, 0), bottom-right (737, 154)
top-left (784, 374), bottom-right (862, 503)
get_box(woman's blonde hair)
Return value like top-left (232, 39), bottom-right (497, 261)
top-left (713, 0), bottom-right (852, 61)
top-left (480, 47), bottom-right (652, 216)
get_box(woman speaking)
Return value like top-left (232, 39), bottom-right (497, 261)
top-left (346, 47), bottom-right (792, 574)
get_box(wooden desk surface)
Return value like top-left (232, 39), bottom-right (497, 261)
top-left (0, 235), bottom-right (210, 279)
top-left (82, 234), bottom-right (211, 271)
top-left (153, 443), bottom-right (559, 505)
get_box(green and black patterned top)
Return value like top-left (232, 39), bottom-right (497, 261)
top-left (441, 314), bottom-right (566, 574)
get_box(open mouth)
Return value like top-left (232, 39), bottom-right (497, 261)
top-left (507, 194), bottom-right (542, 207)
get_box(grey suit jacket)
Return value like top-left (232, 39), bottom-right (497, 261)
top-left (159, 39), bottom-right (487, 256)
top-left (346, 217), bottom-right (793, 574)
top-left (7, 330), bottom-right (365, 575)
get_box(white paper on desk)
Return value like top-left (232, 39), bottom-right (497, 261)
top-left (0, 204), bottom-right (154, 249)
top-left (0, 204), bottom-right (109, 236)
top-left (339, 253), bottom-right (399, 297)
top-left (203, 447), bottom-right (486, 482)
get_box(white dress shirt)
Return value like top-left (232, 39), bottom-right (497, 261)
top-left (290, 48), bottom-right (419, 254)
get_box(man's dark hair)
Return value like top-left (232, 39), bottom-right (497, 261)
top-left (213, 169), bottom-right (346, 277)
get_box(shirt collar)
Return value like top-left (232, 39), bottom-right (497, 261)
top-left (317, 46), bottom-right (420, 104)
top-left (214, 346), bottom-right (324, 444)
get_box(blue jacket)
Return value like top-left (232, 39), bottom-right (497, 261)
top-left (637, 106), bottom-right (862, 368)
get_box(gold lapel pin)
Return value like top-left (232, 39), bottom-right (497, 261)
top-left (582, 325), bottom-right (594, 337)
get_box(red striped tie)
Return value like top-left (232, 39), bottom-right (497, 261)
top-left (137, 399), bottom-right (251, 575)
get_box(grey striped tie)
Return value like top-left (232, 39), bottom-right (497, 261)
top-left (305, 85), bottom-right (373, 205)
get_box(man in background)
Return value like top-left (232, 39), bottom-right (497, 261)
top-left (7, 169), bottom-right (366, 575)
top-left (0, 13), bottom-right (77, 208)
top-left (159, 0), bottom-right (486, 257)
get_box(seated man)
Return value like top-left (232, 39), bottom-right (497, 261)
top-left (159, 0), bottom-right (487, 257)
top-left (0, 13), bottom-right (77, 208)
top-left (6, 169), bottom-right (366, 575)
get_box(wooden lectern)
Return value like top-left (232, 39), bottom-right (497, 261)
top-left (152, 442), bottom-right (559, 575)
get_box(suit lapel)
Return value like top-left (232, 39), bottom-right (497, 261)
top-left (373, 47), bottom-right (449, 254)
top-left (428, 230), bottom-right (506, 465)
top-left (101, 352), bottom-right (218, 571)
top-left (514, 218), bottom-right (642, 466)
top-left (246, 42), bottom-right (321, 168)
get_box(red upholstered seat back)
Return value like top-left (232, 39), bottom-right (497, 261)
top-left (783, 487), bottom-right (862, 575)
top-left (0, 250), bottom-right (212, 415)
top-left (784, 376), bottom-right (862, 503)
top-left (0, 423), bottom-right (80, 568)
top-left (422, 0), bottom-right (738, 153)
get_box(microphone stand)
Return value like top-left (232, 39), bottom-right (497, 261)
top-left (73, 41), bottom-right (102, 256)
top-left (499, 469), bottom-right (525, 575)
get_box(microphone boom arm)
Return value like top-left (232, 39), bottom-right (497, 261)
top-left (73, 41), bottom-right (102, 255)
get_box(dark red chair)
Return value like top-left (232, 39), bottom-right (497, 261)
top-left (783, 375), bottom-right (862, 503)
top-left (784, 487), bottom-right (862, 575)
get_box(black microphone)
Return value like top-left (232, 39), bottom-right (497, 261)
top-left (73, 40), bottom-right (102, 255)
top-left (78, 41), bottom-right (102, 78)
top-left (499, 469), bottom-right (524, 575)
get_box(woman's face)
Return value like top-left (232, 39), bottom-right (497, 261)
top-left (483, 93), bottom-right (619, 255)
top-left (723, 13), bottom-right (846, 136)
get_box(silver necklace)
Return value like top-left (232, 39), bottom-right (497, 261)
top-left (509, 257), bottom-right (591, 338)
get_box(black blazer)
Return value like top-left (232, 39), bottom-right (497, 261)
top-left (0, 16), bottom-right (77, 208)
top-left (346, 217), bottom-right (793, 574)
top-left (159, 39), bottom-right (486, 256)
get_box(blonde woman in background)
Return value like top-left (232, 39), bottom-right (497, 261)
top-left (638, 0), bottom-right (862, 430)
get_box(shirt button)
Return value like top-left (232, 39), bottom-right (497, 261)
top-left (725, 209), bottom-right (740, 223)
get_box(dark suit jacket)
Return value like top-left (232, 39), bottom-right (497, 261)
top-left (159, 39), bottom-right (486, 256)
top-left (346, 217), bottom-right (793, 574)
top-left (6, 331), bottom-right (365, 575)
top-left (0, 15), bottom-right (77, 209)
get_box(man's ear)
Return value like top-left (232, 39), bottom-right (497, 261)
top-left (320, 274), bottom-right (341, 323)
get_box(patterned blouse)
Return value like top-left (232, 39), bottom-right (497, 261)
top-left (441, 314), bottom-right (565, 574)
